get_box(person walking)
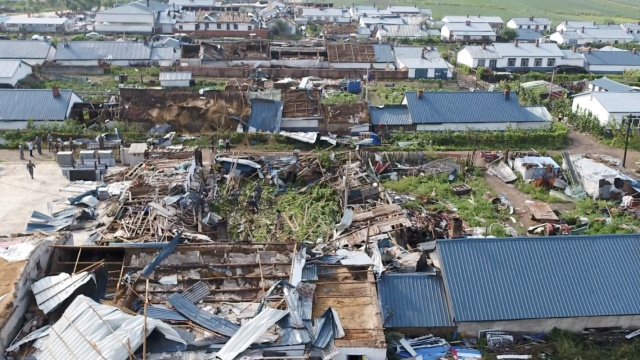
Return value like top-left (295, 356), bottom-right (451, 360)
top-left (54, 140), bottom-right (60, 154)
top-left (19, 143), bottom-right (24, 160)
top-left (47, 133), bottom-right (53, 152)
top-left (28, 141), bottom-right (34, 157)
top-left (35, 136), bottom-right (42, 155)
top-left (26, 160), bottom-right (35, 179)
top-left (225, 138), bottom-right (231, 152)
top-left (194, 146), bottom-right (203, 167)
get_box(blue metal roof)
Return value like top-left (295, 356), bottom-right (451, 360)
top-left (301, 264), bottom-right (318, 281)
top-left (515, 29), bottom-right (544, 41)
top-left (590, 77), bottom-right (636, 92)
top-left (369, 105), bottom-right (412, 125)
top-left (585, 51), bottom-right (640, 66)
top-left (145, 306), bottom-right (188, 322)
top-left (373, 44), bottom-right (394, 63)
top-left (404, 91), bottom-right (546, 124)
top-left (0, 89), bottom-right (80, 122)
top-left (437, 235), bottom-right (640, 322)
top-left (247, 98), bottom-right (283, 132)
top-left (378, 273), bottom-right (452, 328)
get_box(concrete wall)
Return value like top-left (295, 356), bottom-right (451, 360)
top-left (0, 234), bottom-right (72, 354)
top-left (161, 79), bottom-right (191, 87)
top-left (334, 347), bottom-right (387, 360)
top-left (458, 315), bottom-right (640, 336)
top-left (42, 65), bottom-right (105, 75)
top-left (177, 66), bottom-right (408, 79)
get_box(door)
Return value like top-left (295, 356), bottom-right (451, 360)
top-left (414, 68), bottom-right (428, 79)
top-left (434, 68), bottom-right (448, 79)
top-left (489, 59), bottom-right (497, 69)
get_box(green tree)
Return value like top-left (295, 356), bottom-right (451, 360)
top-left (501, 28), bottom-right (518, 42)
top-left (270, 19), bottom-right (288, 36)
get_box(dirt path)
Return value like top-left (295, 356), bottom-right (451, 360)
top-left (564, 130), bottom-right (640, 165)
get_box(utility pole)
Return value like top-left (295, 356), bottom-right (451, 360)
top-left (623, 114), bottom-right (633, 168)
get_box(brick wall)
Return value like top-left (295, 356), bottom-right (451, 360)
top-left (176, 66), bottom-right (408, 80)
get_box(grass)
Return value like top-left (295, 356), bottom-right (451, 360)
top-left (382, 170), bottom-right (512, 236)
top-left (338, 0), bottom-right (640, 24)
top-left (321, 92), bottom-right (361, 105)
top-left (563, 198), bottom-right (639, 235)
top-left (515, 180), bottom-right (568, 203)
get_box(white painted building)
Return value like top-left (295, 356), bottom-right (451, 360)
top-left (386, 6), bottom-right (432, 19)
top-left (176, 12), bottom-right (259, 33)
top-left (556, 21), bottom-right (599, 32)
top-left (442, 15), bottom-right (504, 31)
top-left (299, 8), bottom-right (350, 24)
top-left (54, 41), bottom-right (178, 67)
top-left (507, 16), bottom-right (551, 31)
top-left (0, 60), bottom-right (32, 88)
top-left (572, 92), bottom-right (640, 126)
top-left (3, 17), bottom-right (71, 33)
top-left (456, 41), bottom-right (573, 70)
top-left (549, 28), bottom-right (636, 45)
top-left (159, 71), bottom-right (192, 87)
top-left (441, 21), bottom-right (496, 42)
top-left (95, 0), bottom-right (170, 34)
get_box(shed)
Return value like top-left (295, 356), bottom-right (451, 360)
top-left (0, 60), bottom-right (32, 88)
top-left (159, 71), bottom-right (193, 88)
top-left (436, 234), bottom-right (640, 336)
top-left (511, 156), bottom-right (560, 181)
top-left (0, 89), bottom-right (83, 130)
top-left (588, 77), bottom-right (637, 92)
top-left (396, 57), bottom-right (453, 79)
top-left (377, 273), bottom-right (453, 334)
top-left (570, 155), bottom-right (638, 199)
top-left (127, 143), bottom-right (148, 166)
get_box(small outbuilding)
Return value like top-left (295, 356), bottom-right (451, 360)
top-left (127, 143), bottom-right (148, 166)
top-left (159, 71), bottom-right (193, 88)
top-left (510, 156), bottom-right (560, 181)
top-left (0, 60), bottom-right (32, 88)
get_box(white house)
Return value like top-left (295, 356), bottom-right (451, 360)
top-left (375, 25), bottom-right (438, 41)
top-left (584, 49), bottom-right (640, 74)
top-left (572, 92), bottom-right (640, 126)
top-left (393, 46), bottom-right (452, 79)
top-left (159, 71), bottom-right (192, 87)
top-left (550, 28), bottom-right (636, 45)
top-left (299, 8), bottom-right (350, 24)
top-left (511, 156), bottom-right (560, 181)
top-left (0, 89), bottom-right (83, 130)
top-left (95, 0), bottom-right (170, 34)
top-left (3, 17), bottom-right (71, 33)
top-left (386, 6), bottom-right (432, 19)
top-left (456, 41), bottom-right (571, 70)
top-left (442, 14), bottom-right (503, 31)
top-left (588, 77), bottom-right (638, 92)
top-left (349, 6), bottom-right (391, 20)
top-left (359, 16), bottom-right (405, 30)
top-left (0, 60), bottom-right (32, 88)
top-left (441, 21), bottom-right (496, 42)
top-left (556, 21), bottom-right (599, 32)
top-left (175, 12), bottom-right (259, 33)
top-left (507, 16), bottom-right (551, 31)
top-left (620, 22), bottom-right (640, 34)
top-left (0, 40), bottom-right (56, 66)
top-left (54, 41), bottom-right (178, 67)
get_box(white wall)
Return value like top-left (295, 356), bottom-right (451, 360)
top-left (588, 64), bottom-right (640, 74)
top-left (176, 22), bottom-right (256, 32)
top-left (417, 121), bottom-right (550, 131)
top-left (96, 13), bottom-right (154, 26)
top-left (572, 95), bottom-right (612, 125)
top-left (95, 23), bottom-right (154, 33)
top-left (333, 347), bottom-right (387, 360)
top-left (161, 79), bottom-right (191, 87)
top-left (0, 62), bottom-right (32, 87)
top-left (456, 48), bottom-right (478, 68)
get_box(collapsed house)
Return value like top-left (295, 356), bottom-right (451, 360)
top-left (509, 155), bottom-right (560, 181)
top-left (570, 154), bottom-right (640, 200)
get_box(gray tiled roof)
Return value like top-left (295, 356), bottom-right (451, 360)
top-left (509, 17), bottom-right (552, 26)
top-left (0, 89), bottom-right (80, 121)
top-left (438, 235), bottom-right (640, 322)
top-left (378, 273), bottom-right (452, 327)
top-left (404, 91), bottom-right (547, 124)
top-left (460, 45), bottom-right (502, 59)
top-left (590, 77), bottom-right (635, 92)
top-left (373, 44), bottom-right (394, 62)
top-left (55, 41), bottom-right (152, 60)
top-left (0, 40), bottom-right (52, 59)
top-left (515, 28), bottom-right (544, 41)
top-left (585, 51), bottom-right (640, 66)
top-left (369, 105), bottom-right (411, 125)
top-left (492, 42), bottom-right (565, 57)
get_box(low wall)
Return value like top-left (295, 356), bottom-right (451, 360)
top-left (175, 29), bottom-right (269, 38)
top-left (41, 65), bottom-right (105, 75)
top-left (175, 66), bottom-right (408, 80)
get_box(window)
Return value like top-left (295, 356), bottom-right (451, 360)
top-left (489, 59), bottom-right (497, 68)
top-left (347, 356), bottom-right (364, 360)
top-left (507, 58), bottom-right (516, 66)
top-left (527, 25), bottom-right (530, 29)
top-left (463, 35), bottom-right (470, 41)
top-left (205, 23), bottom-right (209, 29)
top-left (226, 23), bottom-right (230, 30)
top-left (178, 25), bottom-right (183, 30)
top-left (248, 25), bottom-right (252, 30)
top-left (217, 23), bottom-right (221, 29)
top-left (547, 58), bottom-right (556, 66)
top-left (520, 58), bottom-right (529, 67)
top-left (233, 24), bottom-right (238, 30)
top-left (534, 58), bottom-right (542, 66)
top-left (519, 25), bottom-right (522, 29)
top-left (477, 59), bottom-right (486, 67)
top-left (195, 24), bottom-right (200, 30)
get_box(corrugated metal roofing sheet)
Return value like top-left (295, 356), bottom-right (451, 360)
top-left (0, 60), bottom-right (28, 78)
top-left (509, 17), bottom-right (552, 26)
top-left (55, 41), bottom-right (153, 61)
top-left (145, 306), bottom-right (189, 321)
top-left (515, 29), bottom-right (544, 41)
top-left (378, 273), bottom-right (452, 327)
top-left (585, 51), bottom-right (640, 66)
top-left (247, 98), bottom-right (283, 133)
top-left (373, 44), bottom-right (394, 63)
top-left (590, 77), bottom-right (636, 92)
top-left (404, 91), bottom-right (546, 124)
top-left (0, 89), bottom-right (79, 121)
top-left (492, 42), bottom-right (565, 58)
top-left (141, 231), bottom-right (184, 277)
top-left (0, 40), bottom-right (52, 59)
top-left (522, 106), bottom-right (553, 122)
top-left (443, 15), bottom-right (503, 23)
top-left (31, 272), bottom-right (95, 314)
top-left (437, 235), bottom-right (640, 322)
top-left (216, 307), bottom-right (289, 360)
top-left (181, 281), bottom-right (211, 303)
top-left (159, 71), bottom-right (192, 81)
top-left (168, 293), bottom-right (240, 337)
top-left (379, 25), bottom-right (431, 38)
top-left (301, 264), bottom-right (318, 281)
top-left (369, 105), bottom-right (411, 125)
top-left (34, 295), bottom-right (185, 360)
top-left (575, 92), bottom-right (640, 113)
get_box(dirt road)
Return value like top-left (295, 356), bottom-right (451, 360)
top-left (564, 130), bottom-right (640, 166)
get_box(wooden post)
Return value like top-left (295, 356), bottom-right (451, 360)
top-left (72, 248), bottom-right (83, 275)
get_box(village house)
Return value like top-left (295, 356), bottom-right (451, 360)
top-left (359, 16), bottom-right (405, 30)
top-left (514, 28), bottom-right (545, 43)
top-left (3, 17), bottom-right (72, 33)
top-left (299, 8), bottom-right (350, 24)
top-left (550, 27), bottom-right (636, 45)
top-left (572, 91), bottom-right (640, 126)
top-left (348, 5), bottom-right (391, 20)
top-left (0, 88), bottom-right (83, 130)
top-left (583, 48), bottom-right (640, 74)
top-left (53, 40), bottom-right (178, 67)
top-left (0, 60), bottom-right (32, 88)
top-left (159, 71), bottom-right (193, 87)
top-left (588, 77), bottom-right (638, 92)
top-left (440, 21), bottom-right (496, 42)
top-left (386, 6), bottom-right (432, 19)
top-left (175, 11), bottom-right (265, 37)
top-left (0, 40), bottom-right (56, 66)
top-left (394, 46), bottom-right (452, 79)
top-left (620, 21), bottom-right (640, 34)
top-left (456, 41), bottom-right (582, 70)
top-left (375, 24), bottom-right (439, 41)
top-left (95, 0), bottom-right (171, 34)
top-left (506, 16), bottom-right (551, 31)
top-left (556, 21), bottom-right (599, 32)
top-left (167, 0), bottom-right (240, 12)
top-left (442, 14), bottom-right (504, 31)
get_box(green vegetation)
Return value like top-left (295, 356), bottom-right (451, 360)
top-left (387, 122), bottom-right (569, 151)
top-left (545, 328), bottom-right (640, 360)
top-left (564, 198), bottom-right (638, 235)
top-left (372, 83), bottom-right (448, 104)
top-left (385, 36), bottom-right (441, 46)
top-left (515, 181), bottom-right (567, 203)
top-left (382, 172), bottom-right (510, 236)
top-left (500, 27), bottom-right (518, 41)
top-left (321, 92), bottom-right (360, 105)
